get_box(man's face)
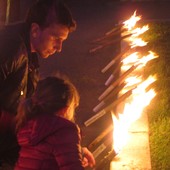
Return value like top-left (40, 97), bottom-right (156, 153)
top-left (31, 23), bottom-right (69, 58)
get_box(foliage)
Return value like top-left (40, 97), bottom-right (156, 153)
top-left (149, 118), bottom-right (170, 170)
top-left (143, 22), bottom-right (170, 170)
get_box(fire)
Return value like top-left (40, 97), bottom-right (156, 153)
top-left (123, 11), bottom-right (141, 31)
top-left (130, 37), bottom-right (148, 48)
top-left (111, 11), bottom-right (158, 154)
top-left (136, 51), bottom-right (158, 67)
top-left (121, 51), bottom-right (158, 71)
top-left (131, 25), bottom-right (149, 37)
top-left (121, 52), bottom-right (139, 71)
top-left (113, 76), bottom-right (156, 153)
top-left (121, 76), bottom-right (142, 93)
top-left (125, 76), bottom-right (142, 87)
top-left (122, 52), bottom-right (139, 65)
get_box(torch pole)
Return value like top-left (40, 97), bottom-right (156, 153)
top-left (88, 124), bottom-right (113, 151)
top-left (93, 28), bottom-right (127, 43)
top-left (99, 64), bottom-right (138, 101)
top-left (92, 137), bottom-right (113, 160)
top-left (89, 34), bottom-right (132, 53)
top-left (93, 82), bottom-right (126, 113)
top-left (95, 149), bottom-right (117, 170)
top-left (105, 23), bottom-right (124, 35)
top-left (5, 0), bottom-right (11, 24)
top-left (84, 89), bottom-right (133, 127)
top-left (101, 45), bottom-right (130, 73)
top-left (105, 62), bottom-right (123, 86)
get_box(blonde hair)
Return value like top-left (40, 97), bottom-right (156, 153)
top-left (15, 76), bottom-right (79, 130)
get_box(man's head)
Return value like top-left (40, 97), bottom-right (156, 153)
top-left (26, 0), bottom-right (76, 58)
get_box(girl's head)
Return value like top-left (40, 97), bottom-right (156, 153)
top-left (32, 76), bottom-right (79, 115)
top-left (16, 76), bottom-right (79, 129)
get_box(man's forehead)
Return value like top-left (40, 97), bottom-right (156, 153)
top-left (50, 24), bottom-right (69, 36)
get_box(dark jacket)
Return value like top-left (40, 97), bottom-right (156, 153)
top-left (0, 22), bottom-right (39, 164)
top-left (15, 114), bottom-right (84, 170)
top-left (0, 22), bottom-right (39, 115)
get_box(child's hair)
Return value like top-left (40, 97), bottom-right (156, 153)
top-left (15, 76), bottom-right (79, 130)
top-left (26, 0), bottom-right (76, 32)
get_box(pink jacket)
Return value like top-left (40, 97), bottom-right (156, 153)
top-left (14, 114), bottom-right (84, 170)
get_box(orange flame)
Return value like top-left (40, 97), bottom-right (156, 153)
top-left (130, 38), bottom-right (148, 48)
top-left (122, 52), bottom-right (139, 65)
top-left (113, 76), bottom-right (156, 153)
top-left (111, 11), bottom-right (158, 154)
top-left (131, 25), bottom-right (149, 37)
top-left (123, 11), bottom-right (141, 31)
top-left (136, 51), bottom-right (158, 68)
top-left (121, 51), bottom-right (158, 72)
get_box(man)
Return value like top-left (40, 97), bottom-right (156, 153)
top-left (0, 0), bottom-right (95, 168)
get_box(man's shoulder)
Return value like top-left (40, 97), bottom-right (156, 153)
top-left (0, 23), bottom-right (28, 63)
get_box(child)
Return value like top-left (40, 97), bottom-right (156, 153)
top-left (15, 76), bottom-right (95, 170)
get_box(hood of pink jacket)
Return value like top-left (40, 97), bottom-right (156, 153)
top-left (17, 114), bottom-right (77, 146)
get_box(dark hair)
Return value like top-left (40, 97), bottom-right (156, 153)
top-left (15, 76), bottom-right (79, 130)
top-left (26, 0), bottom-right (76, 32)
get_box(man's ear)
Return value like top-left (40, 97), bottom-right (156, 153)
top-left (31, 23), bottom-right (40, 38)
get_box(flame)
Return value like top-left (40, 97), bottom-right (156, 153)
top-left (130, 38), bottom-right (148, 48)
top-left (123, 11), bottom-right (141, 31)
top-left (131, 25), bottom-right (149, 37)
top-left (121, 52), bottom-right (140, 71)
top-left (122, 76), bottom-right (142, 93)
top-left (111, 11), bottom-right (158, 154)
top-left (122, 53), bottom-right (157, 74)
top-left (113, 76), bottom-right (156, 153)
top-left (125, 76), bottom-right (142, 86)
top-left (126, 24), bottom-right (149, 47)
top-left (121, 51), bottom-right (158, 72)
top-left (136, 51), bottom-right (158, 68)
top-left (112, 113), bottom-right (129, 153)
top-left (122, 52), bottom-right (139, 65)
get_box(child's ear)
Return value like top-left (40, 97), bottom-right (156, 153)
top-left (58, 107), bottom-right (69, 117)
